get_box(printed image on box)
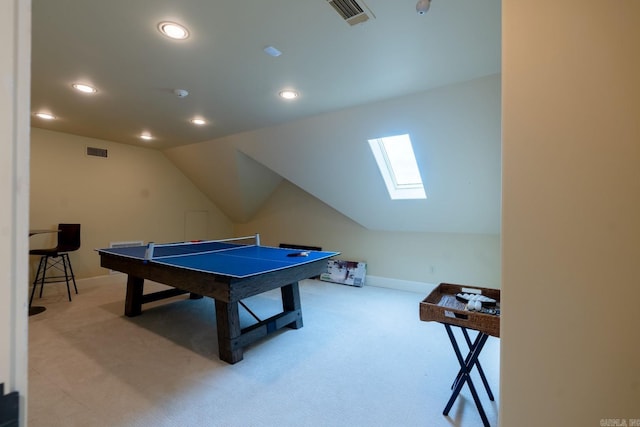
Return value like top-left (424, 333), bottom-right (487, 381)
top-left (320, 259), bottom-right (366, 287)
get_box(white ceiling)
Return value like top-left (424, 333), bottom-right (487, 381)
top-left (31, 0), bottom-right (501, 150)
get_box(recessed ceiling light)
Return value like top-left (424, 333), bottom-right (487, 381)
top-left (140, 133), bottom-right (153, 141)
top-left (34, 112), bottom-right (56, 120)
top-left (158, 21), bottom-right (189, 40)
top-left (72, 83), bottom-right (97, 94)
top-left (190, 118), bottom-right (207, 126)
top-left (279, 90), bottom-right (298, 100)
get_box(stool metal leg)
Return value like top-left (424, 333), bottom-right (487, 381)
top-left (31, 254), bottom-right (78, 302)
top-left (38, 256), bottom-right (49, 298)
top-left (61, 254), bottom-right (72, 301)
top-left (63, 253), bottom-right (78, 294)
top-left (30, 256), bottom-right (46, 307)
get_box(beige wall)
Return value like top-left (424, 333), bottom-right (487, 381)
top-left (235, 180), bottom-right (500, 292)
top-left (29, 125), bottom-right (499, 290)
top-left (29, 128), bottom-right (234, 278)
top-left (501, 0), bottom-right (640, 425)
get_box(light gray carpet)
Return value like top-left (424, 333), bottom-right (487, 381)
top-left (28, 275), bottom-right (500, 427)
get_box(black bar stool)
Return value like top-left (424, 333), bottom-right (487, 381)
top-left (29, 223), bottom-right (81, 304)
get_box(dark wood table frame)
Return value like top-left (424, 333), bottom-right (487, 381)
top-left (99, 252), bottom-right (328, 364)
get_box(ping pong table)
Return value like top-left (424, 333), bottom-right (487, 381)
top-left (97, 235), bottom-right (339, 364)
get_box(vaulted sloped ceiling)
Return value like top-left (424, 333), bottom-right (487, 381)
top-left (165, 75), bottom-right (501, 234)
top-left (165, 141), bottom-right (282, 223)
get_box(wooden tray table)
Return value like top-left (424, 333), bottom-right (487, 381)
top-left (420, 282), bottom-right (500, 337)
top-left (419, 283), bottom-right (501, 427)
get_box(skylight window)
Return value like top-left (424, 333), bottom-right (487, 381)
top-left (367, 134), bottom-right (426, 200)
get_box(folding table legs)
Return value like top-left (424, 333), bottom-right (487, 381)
top-left (464, 328), bottom-right (494, 400)
top-left (442, 323), bottom-right (494, 427)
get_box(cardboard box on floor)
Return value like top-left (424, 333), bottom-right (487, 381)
top-left (320, 259), bottom-right (366, 287)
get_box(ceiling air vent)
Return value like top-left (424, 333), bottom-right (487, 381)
top-left (327, 0), bottom-right (375, 26)
top-left (86, 146), bottom-right (108, 158)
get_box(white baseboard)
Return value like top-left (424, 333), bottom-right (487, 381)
top-left (364, 275), bottom-right (437, 295)
top-left (76, 273), bottom-right (125, 286)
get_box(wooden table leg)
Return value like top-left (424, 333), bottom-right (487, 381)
top-left (281, 282), bottom-right (303, 329)
top-left (215, 299), bottom-right (243, 364)
top-left (124, 275), bottom-right (144, 317)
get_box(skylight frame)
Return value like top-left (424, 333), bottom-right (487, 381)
top-left (367, 134), bottom-right (426, 200)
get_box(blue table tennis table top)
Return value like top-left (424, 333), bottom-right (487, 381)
top-left (98, 241), bottom-right (339, 279)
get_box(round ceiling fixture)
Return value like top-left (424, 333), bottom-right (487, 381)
top-left (173, 89), bottom-right (189, 98)
top-left (72, 83), bottom-right (97, 94)
top-left (140, 133), bottom-right (153, 141)
top-left (190, 118), bottom-right (207, 126)
top-left (34, 112), bottom-right (55, 120)
top-left (416, 0), bottom-right (431, 15)
top-left (279, 90), bottom-right (299, 100)
top-left (158, 21), bottom-right (190, 40)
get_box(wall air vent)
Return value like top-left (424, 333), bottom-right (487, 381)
top-left (86, 146), bottom-right (108, 158)
top-left (327, 0), bottom-right (375, 26)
